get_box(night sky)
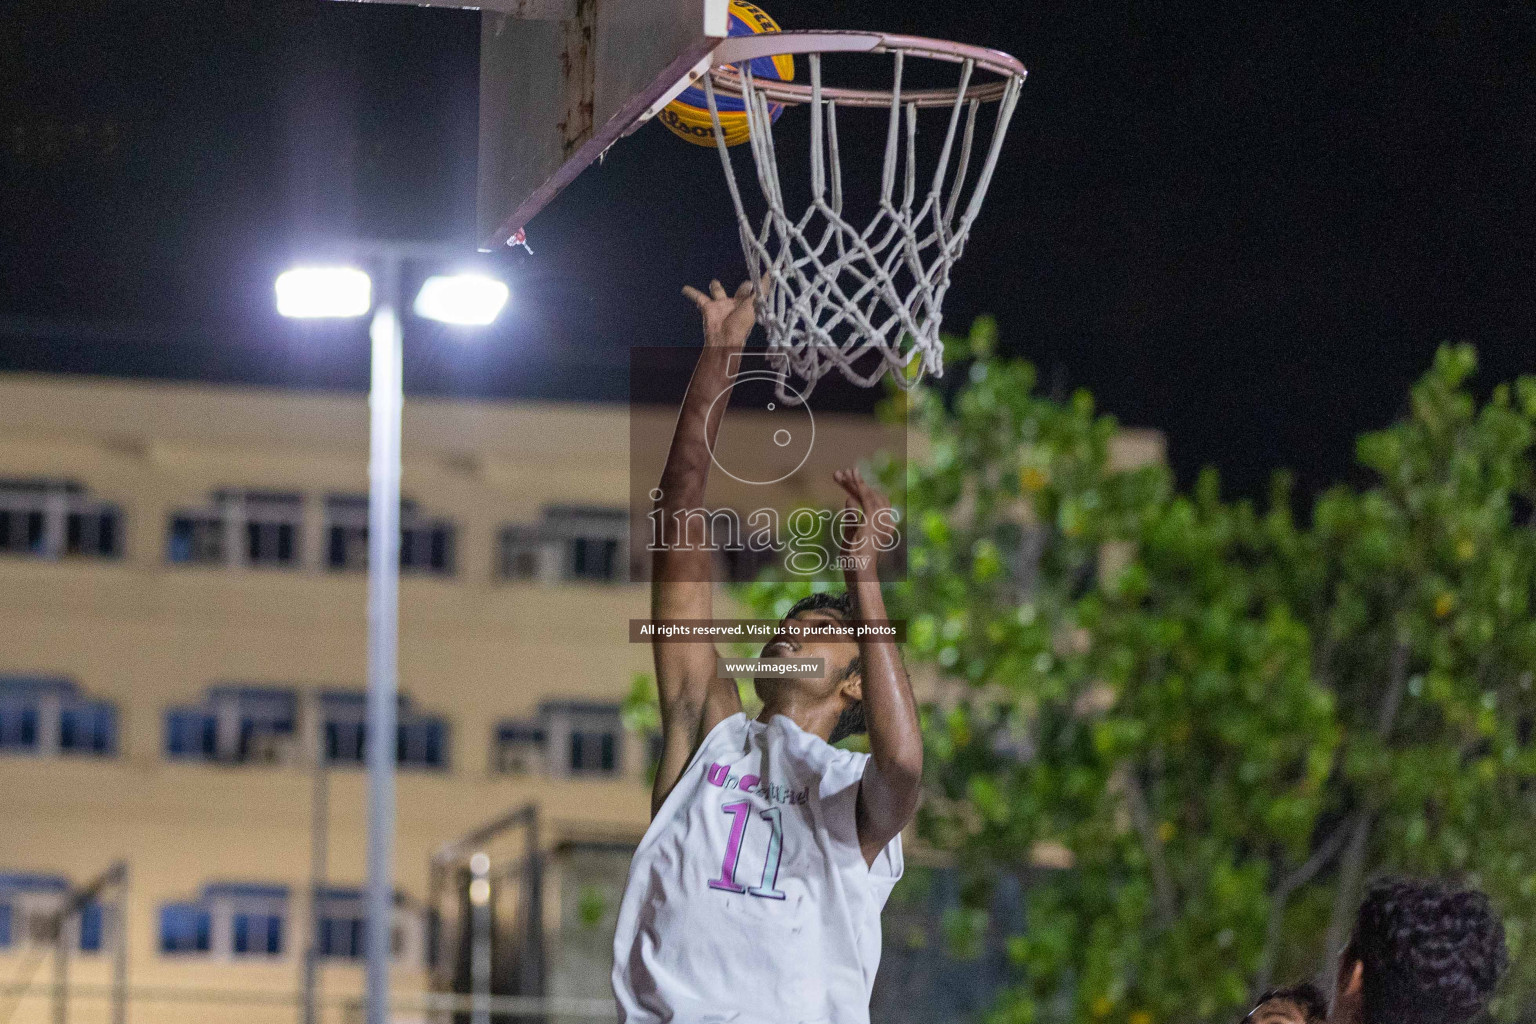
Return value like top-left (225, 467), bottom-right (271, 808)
top-left (2, 1), bottom-right (1534, 500)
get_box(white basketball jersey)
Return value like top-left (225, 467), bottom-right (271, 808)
top-left (612, 712), bottom-right (903, 1024)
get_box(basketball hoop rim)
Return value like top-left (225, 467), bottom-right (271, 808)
top-left (703, 30), bottom-right (1026, 108)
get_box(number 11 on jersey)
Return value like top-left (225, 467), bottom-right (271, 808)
top-left (709, 802), bottom-right (787, 900)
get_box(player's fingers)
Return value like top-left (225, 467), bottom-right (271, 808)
top-left (682, 285), bottom-right (709, 309)
top-left (709, 280), bottom-right (728, 300)
top-left (734, 280), bottom-right (753, 299)
top-left (849, 468), bottom-right (875, 507)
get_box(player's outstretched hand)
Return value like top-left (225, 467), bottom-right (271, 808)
top-left (682, 278), bottom-right (758, 349)
top-left (833, 467), bottom-right (892, 579)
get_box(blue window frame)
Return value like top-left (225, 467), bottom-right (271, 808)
top-left (325, 722), bottom-right (366, 765)
top-left (78, 902), bottom-right (103, 953)
top-left (60, 703), bottom-right (116, 756)
top-left (168, 513), bottom-right (224, 564)
top-left (570, 730), bottom-right (617, 774)
top-left (0, 703), bottom-right (39, 752)
top-left (0, 875), bottom-right (106, 953)
top-left (232, 912), bottom-right (283, 956)
top-left (164, 688), bottom-right (296, 763)
top-left (397, 718), bottom-right (448, 769)
top-left (0, 679), bottom-right (116, 758)
top-left (165, 709), bottom-right (217, 758)
top-left (318, 914), bottom-right (365, 959)
top-left (315, 888), bottom-right (407, 962)
top-left (224, 688), bottom-right (296, 762)
top-left (323, 692), bottom-right (449, 770)
top-left (160, 884), bottom-right (287, 957)
top-left (159, 904), bottom-right (211, 954)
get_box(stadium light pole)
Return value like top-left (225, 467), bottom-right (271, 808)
top-left (277, 245), bottom-right (509, 1024)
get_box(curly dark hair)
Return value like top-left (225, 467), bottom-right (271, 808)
top-left (785, 590), bottom-right (856, 621)
top-left (1348, 877), bottom-right (1508, 1024)
top-left (1245, 983), bottom-right (1329, 1024)
top-left (784, 592), bottom-right (865, 743)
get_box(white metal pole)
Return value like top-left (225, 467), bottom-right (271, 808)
top-left (365, 255), bottom-right (403, 1024)
top-left (111, 867), bottom-right (128, 1024)
top-left (469, 855), bottom-right (491, 1024)
top-left (302, 689), bottom-right (329, 1024)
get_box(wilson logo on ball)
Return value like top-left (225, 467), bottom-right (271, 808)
top-left (662, 1), bottom-right (794, 148)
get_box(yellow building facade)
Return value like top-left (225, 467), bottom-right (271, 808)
top-left (0, 371), bottom-right (925, 1024)
top-left (0, 371), bottom-right (1165, 1024)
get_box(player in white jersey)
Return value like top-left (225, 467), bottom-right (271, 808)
top-left (612, 279), bottom-right (923, 1024)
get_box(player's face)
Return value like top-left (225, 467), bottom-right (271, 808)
top-left (756, 610), bottom-right (861, 705)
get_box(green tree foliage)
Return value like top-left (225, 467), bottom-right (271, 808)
top-left (741, 328), bottom-right (1536, 1023)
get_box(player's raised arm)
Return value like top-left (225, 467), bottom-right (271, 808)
top-left (835, 469), bottom-right (923, 866)
top-left (649, 279), bottom-right (757, 815)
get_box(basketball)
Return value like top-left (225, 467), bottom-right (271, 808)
top-left (660, 1), bottom-right (794, 148)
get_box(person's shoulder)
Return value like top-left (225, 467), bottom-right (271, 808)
top-left (767, 719), bottom-right (868, 797)
top-left (687, 710), bottom-right (751, 765)
top-left (706, 710), bottom-right (751, 745)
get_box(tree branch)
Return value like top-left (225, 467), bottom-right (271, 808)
top-left (1254, 821), bottom-right (1353, 993)
top-left (1119, 766), bottom-right (1177, 930)
top-left (1316, 637), bottom-right (1410, 987)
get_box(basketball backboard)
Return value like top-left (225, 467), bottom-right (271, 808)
top-left (328, 0), bottom-right (728, 250)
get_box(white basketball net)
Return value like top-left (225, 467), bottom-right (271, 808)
top-left (704, 49), bottom-right (1023, 404)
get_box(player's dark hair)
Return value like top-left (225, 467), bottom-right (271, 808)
top-left (785, 592), bottom-right (866, 743)
top-left (785, 591), bottom-right (856, 620)
top-left (1245, 983), bottom-right (1328, 1024)
top-left (1349, 877), bottom-right (1507, 1024)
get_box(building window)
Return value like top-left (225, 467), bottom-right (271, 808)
top-left (325, 496), bottom-right (455, 575)
top-left (397, 718), bottom-right (449, 769)
top-left (0, 480), bottom-right (121, 560)
top-left (159, 885), bottom-right (287, 959)
top-left (317, 905), bottom-right (364, 959)
top-left (0, 700), bottom-right (39, 752)
top-left (321, 692), bottom-right (449, 770)
top-left (491, 705), bottom-right (627, 778)
top-left (0, 876), bottom-right (105, 953)
top-left (58, 701), bottom-right (116, 755)
top-left (163, 687), bottom-right (297, 765)
top-left (492, 722), bottom-right (546, 775)
top-left (570, 730), bottom-right (617, 775)
top-left (214, 886), bottom-right (287, 959)
top-left (167, 490), bottom-right (302, 568)
top-left (232, 910), bottom-right (283, 956)
top-left (498, 525), bottom-right (557, 582)
top-left (78, 902), bottom-right (105, 953)
top-left (0, 876), bottom-right (75, 952)
top-left (159, 904), bottom-right (211, 954)
top-left (168, 513), bottom-right (224, 565)
top-left (324, 714), bottom-right (366, 765)
top-left (65, 509), bottom-right (119, 558)
top-left (498, 506), bottom-right (630, 584)
top-left (541, 701), bottom-right (623, 778)
top-left (165, 709), bottom-right (217, 759)
top-left (314, 889), bottom-right (420, 965)
top-left (0, 679), bottom-right (116, 758)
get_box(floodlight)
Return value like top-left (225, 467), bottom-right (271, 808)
top-left (413, 274), bottom-right (509, 326)
top-left (275, 267), bottom-right (373, 319)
